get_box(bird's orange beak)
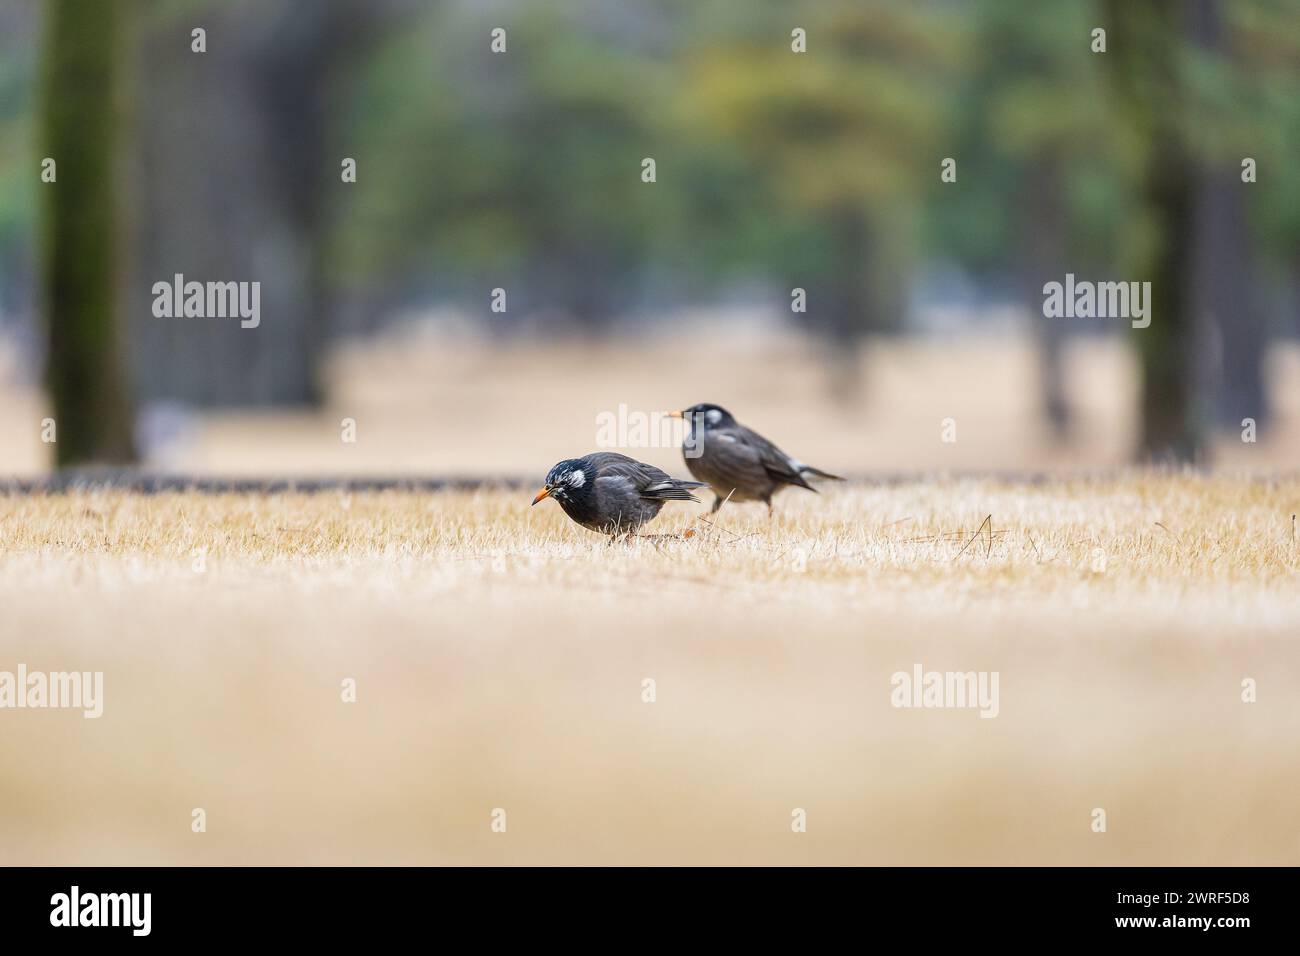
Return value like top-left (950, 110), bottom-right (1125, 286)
top-left (532, 487), bottom-right (552, 506)
top-left (666, 410), bottom-right (684, 419)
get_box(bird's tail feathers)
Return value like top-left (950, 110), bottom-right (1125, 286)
top-left (647, 479), bottom-right (707, 502)
top-left (654, 488), bottom-right (701, 502)
top-left (799, 465), bottom-right (844, 482)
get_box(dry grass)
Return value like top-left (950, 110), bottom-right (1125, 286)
top-left (1, 473), bottom-right (1298, 864)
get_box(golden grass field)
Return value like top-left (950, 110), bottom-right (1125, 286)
top-left (2, 473), bottom-right (1298, 865)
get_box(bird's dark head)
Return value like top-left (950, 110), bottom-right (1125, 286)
top-left (670, 403), bottom-right (735, 430)
top-left (532, 457), bottom-right (591, 506)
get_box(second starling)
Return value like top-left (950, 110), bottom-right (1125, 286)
top-left (670, 403), bottom-right (843, 513)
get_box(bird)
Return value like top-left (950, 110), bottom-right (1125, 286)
top-left (669, 403), bottom-right (843, 514)
top-left (531, 452), bottom-right (707, 537)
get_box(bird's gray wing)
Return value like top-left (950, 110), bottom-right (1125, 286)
top-left (590, 453), bottom-right (703, 501)
top-left (725, 427), bottom-right (815, 491)
top-left (693, 431), bottom-right (771, 491)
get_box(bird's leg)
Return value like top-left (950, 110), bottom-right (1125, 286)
top-left (766, 501), bottom-right (774, 519)
top-left (711, 495), bottom-right (724, 514)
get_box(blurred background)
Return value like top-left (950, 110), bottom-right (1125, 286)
top-left (0, 0), bottom-right (1298, 477)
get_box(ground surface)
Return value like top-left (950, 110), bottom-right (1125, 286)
top-left (1, 474), bottom-right (1297, 864)
top-left (5, 329), bottom-right (1300, 476)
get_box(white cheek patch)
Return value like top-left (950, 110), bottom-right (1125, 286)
top-left (568, 470), bottom-right (586, 487)
top-left (705, 409), bottom-right (723, 425)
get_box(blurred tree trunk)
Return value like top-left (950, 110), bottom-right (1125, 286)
top-left (1024, 151), bottom-right (1070, 439)
top-left (39, 0), bottom-right (136, 466)
top-left (1193, 161), bottom-right (1263, 429)
top-left (1104, 0), bottom-right (1204, 462)
top-left (249, 0), bottom-right (372, 406)
top-left (129, 0), bottom-right (393, 409)
top-left (1188, 0), bottom-right (1267, 431)
top-left (819, 205), bottom-right (873, 403)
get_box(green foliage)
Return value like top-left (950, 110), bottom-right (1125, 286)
top-left (1, 0), bottom-right (1296, 326)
